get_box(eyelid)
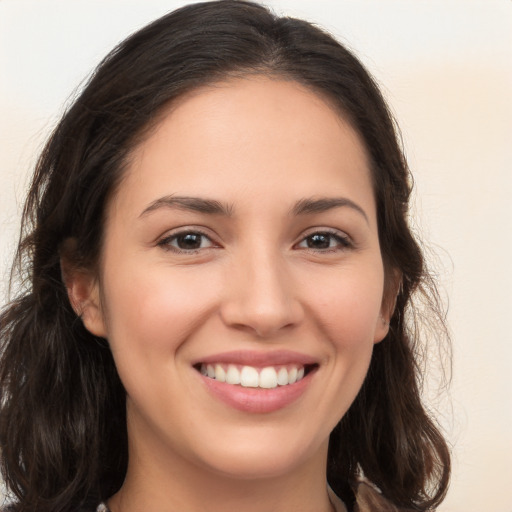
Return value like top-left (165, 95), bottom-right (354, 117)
top-left (294, 227), bottom-right (353, 251)
top-left (155, 225), bottom-right (353, 254)
top-left (156, 226), bottom-right (221, 253)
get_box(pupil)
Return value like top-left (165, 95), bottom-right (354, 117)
top-left (308, 234), bottom-right (330, 249)
top-left (178, 233), bottom-right (201, 249)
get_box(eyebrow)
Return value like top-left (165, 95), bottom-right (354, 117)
top-left (139, 194), bottom-right (368, 223)
top-left (291, 197), bottom-right (369, 223)
top-left (139, 195), bottom-right (234, 218)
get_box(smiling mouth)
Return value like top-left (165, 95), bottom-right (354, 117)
top-left (195, 363), bottom-right (318, 389)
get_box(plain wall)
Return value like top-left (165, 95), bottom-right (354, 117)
top-left (1, 1), bottom-right (511, 510)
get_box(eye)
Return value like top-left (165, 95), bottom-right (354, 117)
top-left (158, 230), bottom-right (217, 253)
top-left (296, 230), bottom-right (352, 251)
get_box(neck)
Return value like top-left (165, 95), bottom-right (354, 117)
top-left (109, 433), bottom-right (336, 512)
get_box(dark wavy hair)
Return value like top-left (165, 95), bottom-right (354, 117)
top-left (0, 1), bottom-right (450, 511)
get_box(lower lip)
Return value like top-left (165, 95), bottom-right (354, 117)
top-left (199, 370), bottom-right (314, 414)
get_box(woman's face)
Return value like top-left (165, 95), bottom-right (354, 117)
top-left (82, 77), bottom-right (390, 480)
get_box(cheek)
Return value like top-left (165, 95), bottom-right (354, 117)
top-left (305, 264), bottom-right (385, 348)
top-left (100, 262), bottom-right (221, 356)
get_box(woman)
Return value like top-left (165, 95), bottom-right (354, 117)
top-left (0, 1), bottom-right (450, 511)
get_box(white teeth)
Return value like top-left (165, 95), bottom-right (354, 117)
top-left (226, 364), bottom-right (241, 385)
top-left (200, 363), bottom-right (308, 388)
top-left (214, 364), bottom-right (226, 382)
top-left (260, 367), bottom-right (278, 389)
top-left (240, 366), bottom-right (259, 387)
top-left (276, 367), bottom-right (288, 386)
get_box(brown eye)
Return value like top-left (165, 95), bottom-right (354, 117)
top-left (158, 231), bottom-right (215, 253)
top-left (297, 231), bottom-right (351, 251)
top-left (306, 233), bottom-right (331, 249)
top-left (175, 233), bottom-right (204, 250)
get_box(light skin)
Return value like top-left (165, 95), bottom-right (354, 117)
top-left (66, 77), bottom-right (392, 512)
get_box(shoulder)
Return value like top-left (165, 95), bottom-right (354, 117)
top-left (1, 505), bottom-right (104, 512)
top-left (352, 478), bottom-right (399, 511)
top-left (329, 476), bottom-right (419, 512)
top-left (75, 505), bottom-right (108, 512)
top-left (352, 478), bottom-right (418, 512)
top-left (73, 506), bottom-right (107, 512)
top-left (328, 478), bottom-right (401, 512)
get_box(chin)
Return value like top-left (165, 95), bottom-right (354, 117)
top-left (192, 428), bottom-right (328, 481)
top-left (205, 453), bottom-right (307, 481)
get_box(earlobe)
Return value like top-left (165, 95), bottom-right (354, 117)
top-left (374, 269), bottom-right (402, 344)
top-left (60, 256), bottom-right (107, 338)
top-left (373, 315), bottom-right (390, 344)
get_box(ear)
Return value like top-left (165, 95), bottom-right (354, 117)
top-left (60, 253), bottom-right (107, 338)
top-left (374, 269), bottom-right (402, 344)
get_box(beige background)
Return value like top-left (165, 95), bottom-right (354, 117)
top-left (1, 1), bottom-right (511, 510)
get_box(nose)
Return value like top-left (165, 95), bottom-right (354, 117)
top-left (219, 248), bottom-right (304, 338)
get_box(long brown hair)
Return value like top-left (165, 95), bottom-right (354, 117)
top-left (0, 2), bottom-right (450, 511)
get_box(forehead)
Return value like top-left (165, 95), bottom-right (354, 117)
top-left (112, 77), bottom-right (374, 220)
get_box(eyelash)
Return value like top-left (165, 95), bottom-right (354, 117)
top-left (157, 229), bottom-right (217, 254)
top-left (295, 229), bottom-right (352, 253)
top-left (157, 228), bottom-right (353, 255)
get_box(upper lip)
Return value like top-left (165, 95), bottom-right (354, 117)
top-left (193, 350), bottom-right (318, 367)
